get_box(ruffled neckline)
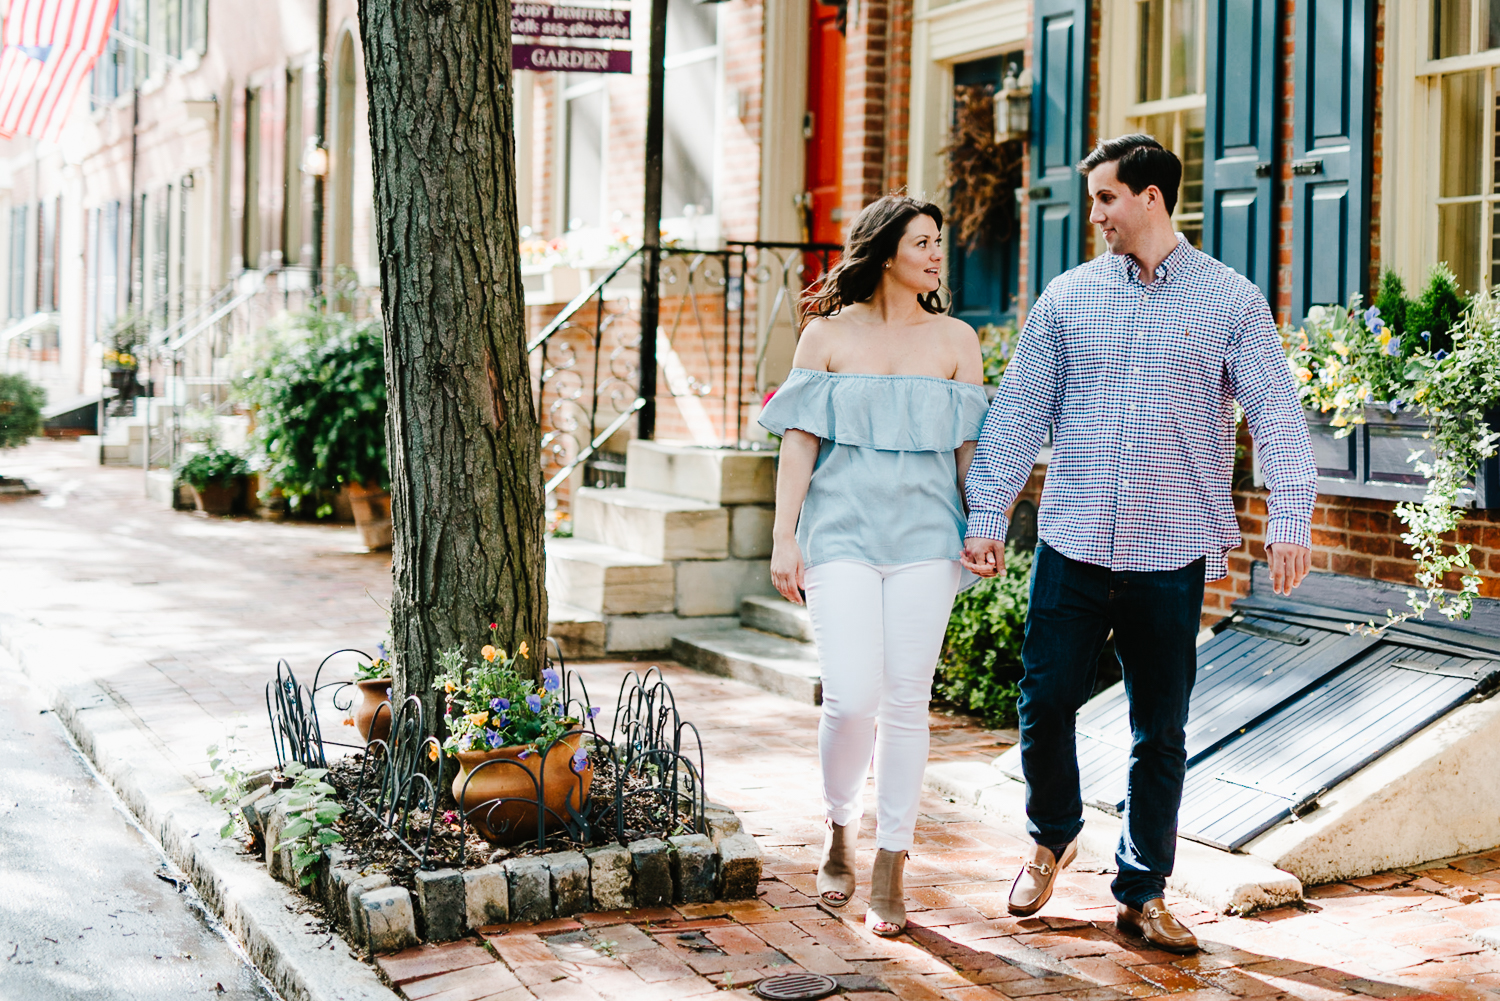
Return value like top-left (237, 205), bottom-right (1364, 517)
top-left (758, 367), bottom-right (989, 452)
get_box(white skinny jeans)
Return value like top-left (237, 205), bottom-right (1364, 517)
top-left (803, 557), bottom-right (962, 852)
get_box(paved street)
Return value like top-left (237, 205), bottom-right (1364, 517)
top-left (0, 659), bottom-right (272, 1000)
top-left (4, 438), bottom-right (1500, 1001)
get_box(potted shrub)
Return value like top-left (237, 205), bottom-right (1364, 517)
top-left (350, 643), bottom-right (394, 744)
top-left (176, 446), bottom-right (250, 516)
top-left (437, 627), bottom-right (599, 845)
top-left (236, 310), bottom-right (390, 547)
top-left (0, 372), bottom-right (44, 495)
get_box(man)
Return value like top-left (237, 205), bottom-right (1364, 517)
top-left (961, 135), bottom-right (1317, 953)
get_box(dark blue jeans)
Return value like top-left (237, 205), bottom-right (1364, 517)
top-left (1017, 541), bottom-right (1204, 909)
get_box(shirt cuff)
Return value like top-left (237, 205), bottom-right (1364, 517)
top-left (966, 509), bottom-right (1010, 542)
top-left (1265, 517), bottom-right (1311, 549)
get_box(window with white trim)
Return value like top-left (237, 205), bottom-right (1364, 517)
top-left (563, 74), bottom-right (605, 232)
top-left (1425, 2), bottom-right (1500, 292)
top-left (1112, 0), bottom-right (1207, 246)
top-left (663, 0), bottom-right (719, 228)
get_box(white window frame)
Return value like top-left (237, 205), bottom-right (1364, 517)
top-left (561, 73), bottom-right (609, 235)
top-left (1098, 0), bottom-right (1208, 245)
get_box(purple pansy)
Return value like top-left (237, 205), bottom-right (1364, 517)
top-left (1369, 317), bottom-right (1384, 336)
top-left (1421, 331), bottom-right (1432, 342)
top-left (570, 749), bottom-right (589, 774)
top-left (526, 693), bottom-right (542, 713)
top-left (542, 667), bottom-right (561, 692)
top-left (1388, 398), bottom-right (1401, 414)
top-left (485, 728), bottom-right (503, 749)
top-left (1435, 349), bottom-right (1449, 361)
top-left (587, 706), bottom-right (601, 719)
top-left (1363, 306), bottom-right (1380, 325)
top-left (518, 748), bottom-right (532, 759)
top-left (490, 697), bottom-right (510, 712)
top-left (1383, 335), bottom-right (1401, 356)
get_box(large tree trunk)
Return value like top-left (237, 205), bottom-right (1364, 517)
top-left (358, 0), bottom-right (546, 731)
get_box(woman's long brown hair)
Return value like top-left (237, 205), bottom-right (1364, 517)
top-left (801, 195), bottom-right (948, 319)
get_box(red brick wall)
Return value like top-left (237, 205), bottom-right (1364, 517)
top-left (841, 0), bottom-right (893, 228)
top-left (884, 0), bottom-right (913, 192)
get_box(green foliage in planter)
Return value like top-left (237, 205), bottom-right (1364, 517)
top-left (1285, 266), bottom-right (1500, 629)
top-left (0, 372), bottom-right (44, 449)
top-left (176, 445), bottom-right (250, 491)
top-left (977, 323), bottom-right (1020, 386)
top-left (937, 545), bottom-right (1033, 726)
top-left (237, 311), bottom-right (388, 517)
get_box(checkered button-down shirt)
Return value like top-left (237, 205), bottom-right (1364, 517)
top-left (965, 239), bottom-right (1317, 580)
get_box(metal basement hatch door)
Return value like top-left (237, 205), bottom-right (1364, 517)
top-left (995, 565), bottom-right (1500, 851)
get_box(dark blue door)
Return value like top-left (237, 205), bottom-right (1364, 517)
top-left (950, 56), bottom-right (1021, 327)
top-left (1027, 0), bottom-right (1089, 303)
top-left (1202, 0), bottom-right (1280, 298)
top-left (1289, 0), bottom-right (1374, 323)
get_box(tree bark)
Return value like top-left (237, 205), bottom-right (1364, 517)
top-left (357, 0), bottom-right (546, 731)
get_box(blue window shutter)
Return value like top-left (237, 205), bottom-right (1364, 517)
top-left (1202, 0), bottom-right (1280, 298)
top-left (1028, 0), bottom-right (1090, 303)
top-left (1289, 0), bottom-right (1374, 323)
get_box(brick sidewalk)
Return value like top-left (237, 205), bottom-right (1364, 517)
top-left (5, 440), bottom-right (1500, 1000)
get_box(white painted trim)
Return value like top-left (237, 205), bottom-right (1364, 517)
top-left (759, 0), bottom-right (809, 244)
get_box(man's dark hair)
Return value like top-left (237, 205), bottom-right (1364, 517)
top-left (1077, 134), bottom-right (1182, 216)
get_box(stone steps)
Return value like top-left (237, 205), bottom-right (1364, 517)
top-left (572, 487), bottom-right (729, 561)
top-left (739, 595), bottom-right (812, 642)
top-left (669, 626), bottom-right (822, 705)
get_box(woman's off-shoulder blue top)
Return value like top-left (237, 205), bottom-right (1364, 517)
top-left (757, 368), bottom-right (991, 569)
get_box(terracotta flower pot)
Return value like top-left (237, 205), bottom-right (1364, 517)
top-left (345, 482), bottom-right (392, 551)
top-left (190, 480), bottom-right (239, 516)
top-left (452, 730), bottom-right (593, 845)
top-left (353, 678), bottom-right (394, 743)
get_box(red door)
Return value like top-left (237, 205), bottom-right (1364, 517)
top-left (803, 0), bottom-right (844, 246)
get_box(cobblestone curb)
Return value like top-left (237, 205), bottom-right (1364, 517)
top-left (243, 797), bottom-right (764, 951)
top-left (0, 614), bottom-right (400, 1001)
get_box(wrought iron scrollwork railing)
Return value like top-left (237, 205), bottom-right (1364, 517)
top-left (529, 240), bottom-right (840, 500)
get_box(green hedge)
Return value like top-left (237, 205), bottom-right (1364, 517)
top-left (936, 544), bottom-right (1033, 727)
top-left (0, 372), bottom-right (44, 449)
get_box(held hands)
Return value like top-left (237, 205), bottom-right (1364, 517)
top-left (771, 536), bottom-right (807, 605)
top-left (1266, 542), bottom-right (1312, 595)
top-left (962, 537), bottom-right (1005, 578)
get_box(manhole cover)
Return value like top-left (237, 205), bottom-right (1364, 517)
top-left (753, 973), bottom-right (839, 1000)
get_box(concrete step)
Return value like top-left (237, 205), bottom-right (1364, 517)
top-left (670, 627), bottom-right (822, 705)
top-left (545, 537), bottom-right (674, 615)
top-left (547, 602), bottom-right (607, 660)
top-left (625, 440), bottom-right (777, 505)
top-left (740, 595), bottom-right (812, 642)
top-left (572, 486), bottom-right (729, 560)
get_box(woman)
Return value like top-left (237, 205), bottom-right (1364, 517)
top-left (758, 195), bottom-right (990, 936)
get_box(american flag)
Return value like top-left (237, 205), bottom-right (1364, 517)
top-left (0, 0), bottom-right (118, 142)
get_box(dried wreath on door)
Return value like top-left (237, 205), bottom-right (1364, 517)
top-left (941, 85), bottom-right (1025, 250)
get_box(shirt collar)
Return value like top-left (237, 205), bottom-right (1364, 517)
top-left (1115, 236), bottom-right (1193, 285)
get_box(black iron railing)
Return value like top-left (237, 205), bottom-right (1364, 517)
top-left (529, 240), bottom-right (840, 501)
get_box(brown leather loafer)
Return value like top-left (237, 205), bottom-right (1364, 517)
top-left (1116, 898), bottom-right (1199, 954)
top-left (1007, 840), bottom-right (1077, 916)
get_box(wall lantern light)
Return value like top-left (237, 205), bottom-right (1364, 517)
top-left (994, 62), bottom-right (1032, 142)
top-left (302, 140), bottom-right (329, 177)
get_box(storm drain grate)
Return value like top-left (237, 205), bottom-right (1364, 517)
top-left (753, 973), bottom-right (839, 1000)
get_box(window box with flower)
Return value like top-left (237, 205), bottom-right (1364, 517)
top-left (1274, 265), bottom-right (1500, 627)
top-left (437, 627), bottom-right (600, 845)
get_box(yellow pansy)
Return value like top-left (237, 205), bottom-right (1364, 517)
top-left (1295, 367), bottom-right (1312, 383)
top-left (518, 641), bottom-right (529, 658)
top-left (466, 711), bottom-right (489, 727)
top-left (1332, 341), bottom-right (1350, 358)
top-left (427, 744), bottom-right (439, 762)
top-left (481, 644), bottom-right (498, 662)
top-left (444, 681), bottom-right (456, 693)
top-left (1379, 330), bottom-right (1391, 348)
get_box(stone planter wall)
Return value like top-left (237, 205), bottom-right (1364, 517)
top-left (242, 789), bottom-right (763, 955)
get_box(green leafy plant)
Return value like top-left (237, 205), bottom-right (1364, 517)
top-left (1284, 265), bottom-right (1500, 630)
top-left (976, 323), bottom-right (1021, 386)
top-left (356, 639), bottom-right (392, 681)
top-left (937, 545), bottom-right (1033, 726)
top-left (437, 625), bottom-right (597, 758)
top-left (176, 445), bottom-right (251, 491)
top-left (273, 761), bottom-right (346, 888)
top-left (236, 310), bottom-right (388, 517)
top-left (0, 372), bottom-right (44, 449)
top-left (206, 725), bottom-right (254, 839)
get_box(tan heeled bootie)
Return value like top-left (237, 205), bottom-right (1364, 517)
top-left (865, 848), bottom-right (907, 936)
top-left (816, 819), bottom-right (856, 907)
